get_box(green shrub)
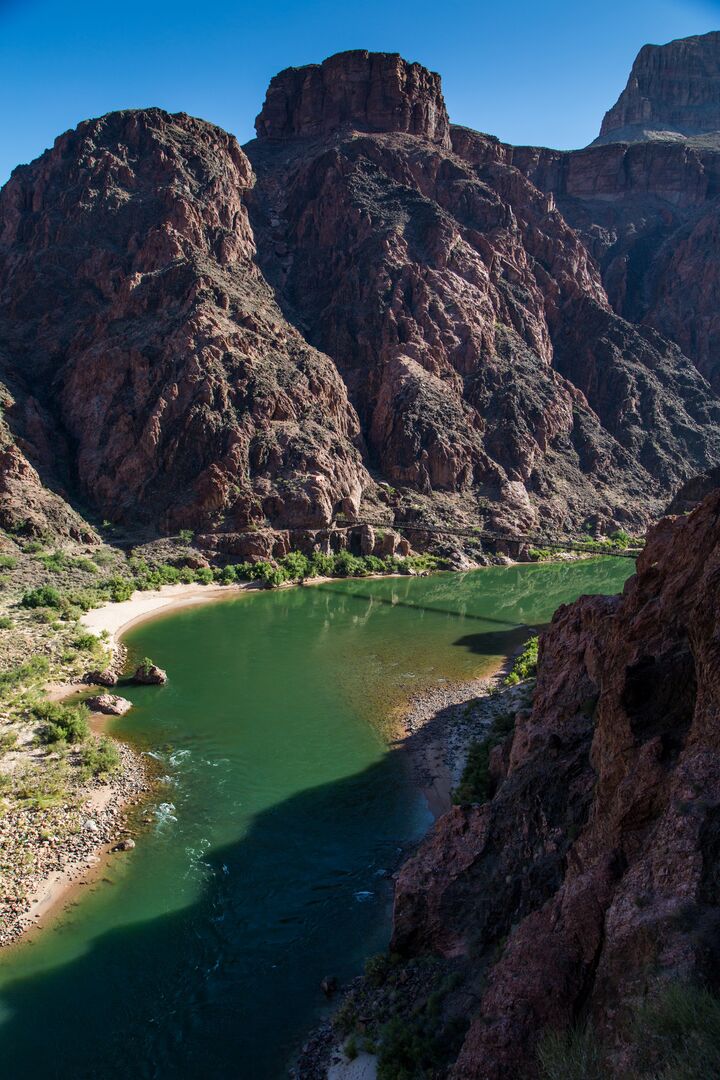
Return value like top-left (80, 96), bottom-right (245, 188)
top-left (632, 983), bottom-right (720, 1079)
top-left (106, 576), bottom-right (134, 602)
top-left (454, 709), bottom-right (517, 806)
top-left (37, 549), bottom-right (68, 572)
top-left (21, 584), bottom-right (62, 609)
top-left (0, 555), bottom-right (16, 570)
top-left (281, 551), bottom-right (311, 580)
top-left (22, 539), bottom-right (44, 554)
top-left (0, 655), bottom-right (49, 698)
top-left (537, 1023), bottom-right (607, 1080)
top-left (194, 567), bottom-right (214, 584)
top-left (178, 529), bottom-right (194, 544)
top-left (79, 736), bottom-right (120, 778)
top-left (34, 701), bottom-right (90, 745)
top-left (309, 552), bottom-right (335, 577)
top-left (504, 636), bottom-right (539, 685)
top-left (0, 615), bottom-right (12, 629)
top-left (73, 631), bottom-right (97, 651)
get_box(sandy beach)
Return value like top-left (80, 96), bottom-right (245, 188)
top-left (80, 580), bottom-right (251, 647)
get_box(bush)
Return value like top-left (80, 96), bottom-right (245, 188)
top-left (0, 615), bottom-right (12, 629)
top-left (504, 636), bottom-right (539, 685)
top-left (0, 655), bottom-right (49, 697)
top-left (194, 567), bottom-right (214, 584)
top-left (454, 710), bottom-right (517, 806)
top-left (632, 983), bottom-right (720, 1079)
top-left (35, 701), bottom-right (90, 745)
top-left (537, 1023), bottom-right (607, 1080)
top-left (79, 736), bottom-right (120, 778)
top-left (73, 631), bottom-right (97, 651)
top-left (137, 657), bottom-right (156, 676)
top-left (281, 551), bottom-right (311, 580)
top-left (21, 584), bottom-right (62, 609)
top-left (106, 576), bottom-right (134, 602)
top-left (178, 529), bottom-right (194, 544)
top-left (0, 555), bottom-right (16, 570)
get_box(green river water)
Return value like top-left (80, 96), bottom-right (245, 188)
top-left (0, 560), bottom-right (633, 1079)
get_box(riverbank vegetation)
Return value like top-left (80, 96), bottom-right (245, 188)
top-left (528, 530), bottom-right (644, 562)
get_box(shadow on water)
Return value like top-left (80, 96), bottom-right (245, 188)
top-left (0, 743), bottom-right (431, 1080)
top-left (310, 582), bottom-right (522, 628)
top-left (452, 625), bottom-right (537, 657)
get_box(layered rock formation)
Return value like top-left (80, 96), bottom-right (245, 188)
top-left (255, 50), bottom-right (451, 146)
top-left (0, 109), bottom-right (368, 544)
top-left (1, 42), bottom-right (720, 551)
top-left (598, 30), bottom-right (720, 143)
top-left (392, 486), bottom-right (720, 1077)
top-left (246, 53), bottom-right (720, 533)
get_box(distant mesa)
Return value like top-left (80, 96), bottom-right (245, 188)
top-left (254, 49), bottom-right (451, 147)
top-left (596, 29), bottom-right (720, 145)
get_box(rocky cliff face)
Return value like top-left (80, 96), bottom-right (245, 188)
top-left (392, 487), bottom-right (720, 1077)
top-left (1, 43), bottom-right (720, 550)
top-left (0, 109), bottom-right (368, 546)
top-left (246, 56), bottom-right (720, 534)
top-left (256, 50), bottom-right (451, 147)
top-left (598, 30), bottom-right (720, 143)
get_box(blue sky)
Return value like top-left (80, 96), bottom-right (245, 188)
top-left (1, 0), bottom-right (719, 184)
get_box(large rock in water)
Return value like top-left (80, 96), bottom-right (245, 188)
top-left (392, 486), bottom-right (720, 1077)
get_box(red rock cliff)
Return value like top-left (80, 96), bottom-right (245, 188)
top-left (599, 30), bottom-right (720, 142)
top-left (255, 50), bottom-right (451, 147)
top-left (393, 488), bottom-right (720, 1076)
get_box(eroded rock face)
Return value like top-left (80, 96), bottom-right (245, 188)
top-left (393, 488), bottom-right (720, 1077)
top-left (1, 45), bottom-right (720, 547)
top-left (598, 30), bottom-right (720, 143)
top-left (246, 76), bottom-right (720, 532)
top-left (0, 109), bottom-right (369, 544)
top-left (255, 50), bottom-right (451, 147)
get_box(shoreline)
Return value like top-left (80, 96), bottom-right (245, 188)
top-left (1, 572), bottom-right (526, 955)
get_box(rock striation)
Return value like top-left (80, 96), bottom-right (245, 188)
top-left (1, 42), bottom-right (720, 551)
top-left (0, 109), bottom-right (368, 544)
top-left (392, 486), bottom-right (720, 1077)
top-left (598, 30), bottom-right (720, 144)
top-left (255, 50), bottom-right (451, 147)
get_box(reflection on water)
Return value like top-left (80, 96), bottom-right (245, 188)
top-left (0, 559), bottom-right (633, 1079)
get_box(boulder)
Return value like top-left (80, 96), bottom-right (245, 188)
top-left (131, 664), bottom-right (168, 686)
top-left (85, 694), bottom-right (133, 716)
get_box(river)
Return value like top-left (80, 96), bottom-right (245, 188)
top-left (0, 559), bottom-right (633, 1079)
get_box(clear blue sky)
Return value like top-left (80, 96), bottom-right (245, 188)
top-left (1, 0), bottom-right (719, 185)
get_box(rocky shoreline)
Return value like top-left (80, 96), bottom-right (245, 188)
top-left (0, 739), bottom-right (151, 946)
top-left (293, 658), bottom-right (536, 1079)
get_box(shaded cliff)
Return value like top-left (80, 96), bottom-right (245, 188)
top-left (391, 487), bottom-right (720, 1077)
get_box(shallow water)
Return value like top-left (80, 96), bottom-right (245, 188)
top-left (0, 560), bottom-right (633, 1079)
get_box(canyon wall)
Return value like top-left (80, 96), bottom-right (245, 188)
top-left (2, 41), bottom-right (720, 551)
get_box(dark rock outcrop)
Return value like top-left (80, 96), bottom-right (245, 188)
top-left (255, 50), bottom-right (451, 147)
top-left (392, 487), bottom-right (720, 1077)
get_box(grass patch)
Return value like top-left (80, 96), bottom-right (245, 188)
top-left (0, 655), bottom-right (49, 698)
top-left (504, 636), bottom-right (539, 686)
top-left (453, 710), bottom-right (515, 806)
top-left (78, 736), bottom-right (120, 779)
top-left (538, 1023), bottom-right (607, 1080)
